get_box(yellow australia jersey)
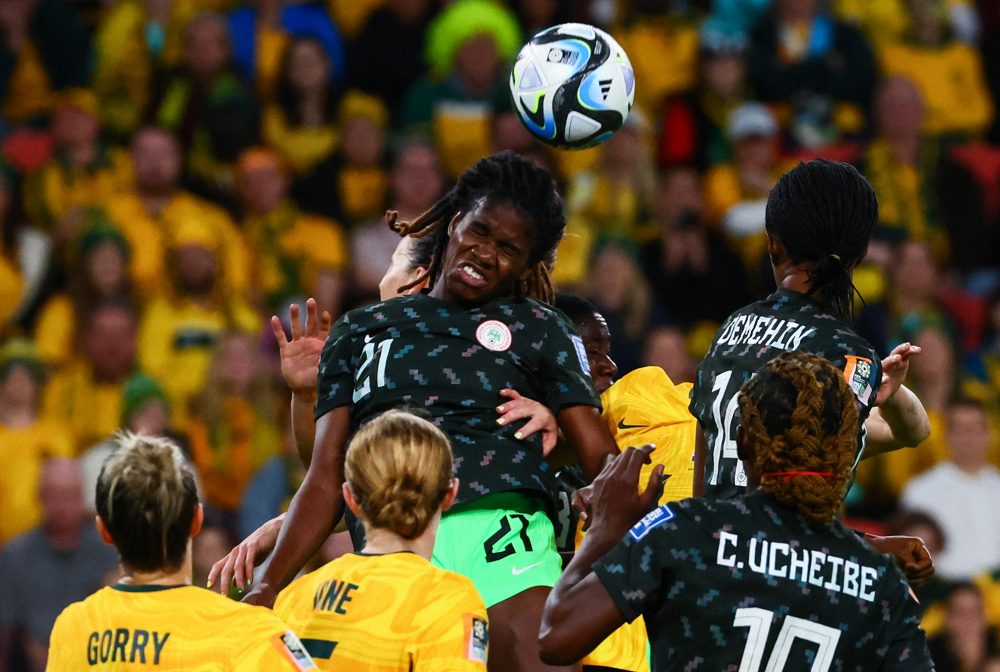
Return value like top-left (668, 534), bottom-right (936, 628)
top-left (581, 367), bottom-right (698, 672)
top-left (274, 551), bottom-right (489, 671)
top-left (46, 584), bottom-right (316, 671)
top-left (601, 366), bottom-right (697, 504)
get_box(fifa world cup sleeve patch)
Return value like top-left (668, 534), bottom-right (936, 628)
top-left (628, 504), bottom-right (675, 541)
top-left (843, 355), bottom-right (875, 405)
top-left (272, 631), bottom-right (318, 670)
top-left (571, 335), bottom-right (591, 376)
top-left (464, 614), bottom-right (489, 664)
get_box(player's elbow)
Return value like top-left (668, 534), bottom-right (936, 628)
top-left (537, 621), bottom-right (580, 666)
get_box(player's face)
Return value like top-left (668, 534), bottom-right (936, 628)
top-left (437, 199), bottom-right (536, 307)
top-left (579, 312), bottom-right (617, 393)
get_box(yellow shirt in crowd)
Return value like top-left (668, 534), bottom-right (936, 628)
top-left (23, 148), bottom-right (133, 230)
top-left (0, 420), bottom-right (75, 545)
top-left (47, 584), bottom-right (317, 671)
top-left (138, 296), bottom-right (259, 427)
top-left (42, 360), bottom-right (128, 451)
top-left (274, 552), bottom-right (488, 671)
top-left (105, 191), bottom-right (249, 302)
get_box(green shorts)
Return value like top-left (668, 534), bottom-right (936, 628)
top-left (432, 492), bottom-right (563, 608)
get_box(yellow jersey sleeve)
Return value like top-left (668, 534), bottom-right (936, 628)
top-left (600, 366), bottom-right (697, 504)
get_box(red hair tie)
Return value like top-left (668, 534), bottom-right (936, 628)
top-left (762, 471), bottom-right (835, 481)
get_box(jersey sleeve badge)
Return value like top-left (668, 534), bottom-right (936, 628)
top-left (464, 614), bottom-right (489, 664)
top-left (273, 631), bottom-right (318, 670)
top-left (628, 504), bottom-right (675, 541)
top-left (843, 355), bottom-right (875, 405)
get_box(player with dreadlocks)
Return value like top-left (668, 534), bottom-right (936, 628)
top-left (242, 151), bottom-right (619, 672)
top-left (539, 352), bottom-right (936, 671)
top-left (690, 159), bottom-right (930, 500)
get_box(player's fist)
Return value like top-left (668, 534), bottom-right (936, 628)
top-left (241, 582), bottom-right (279, 608)
top-left (865, 534), bottom-right (935, 587)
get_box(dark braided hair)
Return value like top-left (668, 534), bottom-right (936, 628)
top-left (385, 151), bottom-right (565, 304)
top-left (765, 159), bottom-right (878, 320)
top-left (738, 352), bottom-right (860, 522)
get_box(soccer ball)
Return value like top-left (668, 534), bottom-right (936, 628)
top-left (509, 23), bottom-right (635, 150)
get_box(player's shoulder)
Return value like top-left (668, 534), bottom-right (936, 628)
top-left (51, 586), bottom-right (109, 630)
top-left (424, 563), bottom-right (485, 606)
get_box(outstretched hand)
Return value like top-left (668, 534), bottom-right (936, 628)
top-left (876, 342), bottom-right (921, 406)
top-left (206, 515), bottom-right (284, 595)
top-left (496, 389), bottom-right (559, 455)
top-left (271, 299), bottom-right (332, 395)
top-left (572, 445), bottom-right (665, 538)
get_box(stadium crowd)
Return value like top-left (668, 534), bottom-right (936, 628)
top-left (0, 0), bottom-right (999, 669)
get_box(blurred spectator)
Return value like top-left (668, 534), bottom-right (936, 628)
top-left (21, 90), bottom-right (132, 239)
top-left (641, 166), bottom-right (752, 327)
top-left (836, 0), bottom-right (981, 44)
top-left (614, 0), bottom-right (700, 118)
top-left (322, 91), bottom-right (390, 226)
top-left (41, 301), bottom-right (141, 449)
top-left (78, 372), bottom-right (193, 515)
top-left (228, 0), bottom-right (345, 99)
top-left (33, 219), bottom-right (134, 368)
top-left (863, 77), bottom-right (951, 260)
top-left (748, 0), bottom-right (877, 148)
top-left (581, 240), bottom-right (653, 375)
top-left (0, 0), bottom-right (91, 125)
top-left (263, 36), bottom-right (341, 177)
top-left (0, 339), bottom-right (74, 547)
top-left (888, 240), bottom-right (957, 350)
top-left (641, 325), bottom-right (697, 383)
top-left (566, 112), bottom-right (656, 243)
top-left (704, 102), bottom-right (793, 282)
top-left (513, 0), bottom-right (573, 36)
top-left (104, 126), bottom-right (250, 303)
top-left (191, 523), bottom-right (232, 589)
top-left (0, 458), bottom-right (118, 671)
top-left (91, 0), bottom-right (188, 140)
top-left (963, 290), bottom-right (1000, 423)
top-left (0, 168), bottom-right (52, 337)
top-left (709, 0), bottom-right (773, 37)
top-left (902, 398), bottom-right (1000, 580)
top-left (238, 405), bottom-right (302, 540)
top-left (188, 332), bottom-right (281, 538)
top-left (137, 222), bottom-right (259, 429)
top-left (349, 139), bottom-right (445, 304)
top-left (235, 146), bottom-right (347, 317)
top-left (347, 0), bottom-right (432, 124)
top-left (928, 583), bottom-right (1000, 672)
top-left (151, 12), bottom-right (258, 201)
top-left (879, 0), bottom-right (993, 140)
top-left (658, 19), bottom-right (751, 169)
top-left (403, 0), bottom-right (520, 177)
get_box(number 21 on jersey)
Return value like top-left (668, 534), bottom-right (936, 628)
top-left (709, 370), bottom-right (747, 488)
top-left (353, 336), bottom-right (394, 402)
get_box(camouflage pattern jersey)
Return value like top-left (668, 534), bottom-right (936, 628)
top-left (315, 292), bottom-right (600, 508)
top-left (593, 491), bottom-right (934, 672)
top-left (690, 288), bottom-right (882, 499)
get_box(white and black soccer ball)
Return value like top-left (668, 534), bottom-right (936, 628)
top-left (509, 23), bottom-right (635, 150)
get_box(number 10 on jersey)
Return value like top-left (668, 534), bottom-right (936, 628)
top-left (353, 337), bottom-right (394, 402)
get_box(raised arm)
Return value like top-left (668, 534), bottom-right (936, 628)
top-left (242, 406), bottom-right (351, 607)
top-left (863, 343), bottom-right (930, 458)
top-left (270, 299), bottom-right (332, 466)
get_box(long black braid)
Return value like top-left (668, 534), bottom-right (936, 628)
top-left (765, 159), bottom-right (878, 320)
top-left (385, 151), bottom-right (566, 304)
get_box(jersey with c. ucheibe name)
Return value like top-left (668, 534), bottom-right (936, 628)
top-left (690, 288), bottom-right (882, 499)
top-left (593, 491), bottom-right (933, 672)
top-left (45, 584), bottom-right (316, 671)
top-left (315, 292), bottom-right (600, 509)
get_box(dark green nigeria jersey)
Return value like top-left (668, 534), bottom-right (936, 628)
top-left (593, 491), bottom-right (934, 672)
top-left (690, 288), bottom-right (882, 499)
top-left (315, 292), bottom-right (600, 507)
